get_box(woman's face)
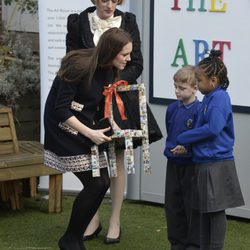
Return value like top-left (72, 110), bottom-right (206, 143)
top-left (95, 0), bottom-right (119, 19)
top-left (112, 42), bottom-right (132, 70)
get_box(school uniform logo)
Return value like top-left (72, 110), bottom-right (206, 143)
top-left (186, 119), bottom-right (194, 128)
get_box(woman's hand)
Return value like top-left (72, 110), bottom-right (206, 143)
top-left (65, 116), bottom-right (113, 145)
top-left (171, 145), bottom-right (187, 155)
top-left (87, 127), bottom-right (112, 145)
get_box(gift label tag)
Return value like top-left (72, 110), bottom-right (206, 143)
top-left (92, 169), bottom-right (100, 177)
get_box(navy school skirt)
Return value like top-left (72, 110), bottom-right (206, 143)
top-left (192, 160), bottom-right (245, 213)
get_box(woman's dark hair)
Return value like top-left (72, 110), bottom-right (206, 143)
top-left (197, 49), bottom-right (230, 89)
top-left (58, 27), bottom-right (132, 85)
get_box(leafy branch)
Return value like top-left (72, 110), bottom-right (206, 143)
top-left (3, 0), bottom-right (38, 31)
top-left (3, 0), bottom-right (38, 14)
top-left (0, 33), bottom-right (40, 110)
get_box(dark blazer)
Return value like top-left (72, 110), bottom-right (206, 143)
top-left (44, 67), bottom-right (114, 155)
top-left (66, 6), bottom-right (143, 85)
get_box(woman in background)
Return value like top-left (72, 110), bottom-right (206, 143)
top-left (66, 0), bottom-right (162, 244)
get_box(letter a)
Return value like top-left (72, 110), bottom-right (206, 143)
top-left (171, 39), bottom-right (188, 67)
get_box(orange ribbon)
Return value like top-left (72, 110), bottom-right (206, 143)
top-left (103, 80), bottom-right (128, 120)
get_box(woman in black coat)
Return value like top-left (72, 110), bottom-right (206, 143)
top-left (66, 0), bottom-right (162, 244)
top-left (66, 1), bottom-right (143, 85)
top-left (44, 28), bottom-right (133, 250)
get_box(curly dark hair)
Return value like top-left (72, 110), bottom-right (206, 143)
top-left (197, 49), bottom-right (230, 89)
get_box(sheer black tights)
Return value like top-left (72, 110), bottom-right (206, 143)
top-left (59, 168), bottom-right (110, 250)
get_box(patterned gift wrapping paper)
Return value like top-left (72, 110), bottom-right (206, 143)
top-left (90, 83), bottom-right (151, 177)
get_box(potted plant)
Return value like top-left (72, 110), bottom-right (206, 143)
top-left (0, 32), bottom-right (40, 110)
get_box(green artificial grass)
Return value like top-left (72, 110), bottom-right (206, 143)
top-left (0, 194), bottom-right (250, 250)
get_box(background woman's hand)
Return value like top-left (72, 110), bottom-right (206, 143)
top-left (112, 120), bottom-right (121, 130)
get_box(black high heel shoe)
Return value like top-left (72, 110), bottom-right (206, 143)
top-left (104, 227), bottom-right (121, 244)
top-left (83, 223), bottom-right (102, 241)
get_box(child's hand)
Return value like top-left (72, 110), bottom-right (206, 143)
top-left (171, 145), bottom-right (187, 155)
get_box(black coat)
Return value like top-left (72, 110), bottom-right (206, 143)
top-left (44, 67), bottom-right (114, 156)
top-left (66, 7), bottom-right (143, 85)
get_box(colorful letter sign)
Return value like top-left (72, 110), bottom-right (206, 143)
top-left (150, 0), bottom-right (250, 112)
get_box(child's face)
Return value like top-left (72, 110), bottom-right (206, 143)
top-left (174, 81), bottom-right (197, 105)
top-left (195, 68), bottom-right (218, 95)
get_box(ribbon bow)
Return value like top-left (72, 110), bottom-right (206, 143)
top-left (103, 80), bottom-right (128, 120)
top-left (90, 15), bottom-right (122, 45)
